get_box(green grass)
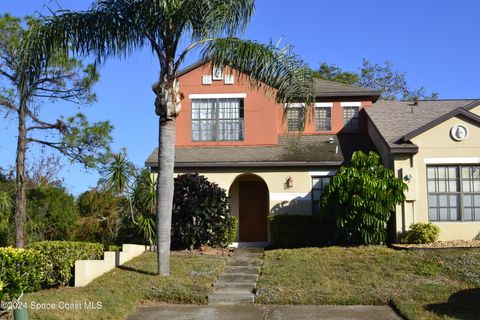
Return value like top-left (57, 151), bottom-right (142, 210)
top-left (22, 252), bottom-right (227, 320)
top-left (256, 246), bottom-right (480, 319)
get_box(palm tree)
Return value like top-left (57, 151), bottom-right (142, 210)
top-left (22, 0), bottom-right (314, 275)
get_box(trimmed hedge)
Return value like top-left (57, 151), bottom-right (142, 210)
top-left (0, 247), bottom-right (45, 301)
top-left (28, 241), bottom-right (103, 287)
top-left (268, 214), bottom-right (334, 248)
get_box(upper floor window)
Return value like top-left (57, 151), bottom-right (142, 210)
top-left (191, 98), bottom-right (244, 141)
top-left (427, 165), bottom-right (480, 221)
top-left (343, 106), bottom-right (360, 132)
top-left (312, 176), bottom-right (331, 215)
top-left (315, 103), bottom-right (332, 131)
top-left (286, 103), bottom-right (305, 132)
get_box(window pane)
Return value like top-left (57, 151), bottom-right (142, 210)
top-left (439, 208), bottom-right (448, 221)
top-left (343, 106), bottom-right (360, 132)
top-left (287, 106), bottom-right (305, 131)
top-left (429, 195), bottom-right (437, 207)
top-left (315, 107), bottom-right (331, 131)
top-left (427, 167), bottom-right (435, 179)
top-left (191, 98), bottom-right (244, 141)
top-left (429, 208), bottom-right (437, 221)
top-left (464, 208), bottom-right (473, 221)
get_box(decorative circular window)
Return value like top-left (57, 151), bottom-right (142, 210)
top-left (450, 124), bottom-right (468, 141)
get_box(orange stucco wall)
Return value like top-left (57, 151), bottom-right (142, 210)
top-left (176, 63), bottom-right (279, 147)
top-left (176, 62), bottom-right (373, 147)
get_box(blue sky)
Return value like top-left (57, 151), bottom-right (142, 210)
top-left (0, 0), bottom-right (479, 195)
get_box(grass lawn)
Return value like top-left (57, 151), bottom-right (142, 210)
top-left (256, 246), bottom-right (480, 320)
top-left (23, 251), bottom-right (227, 320)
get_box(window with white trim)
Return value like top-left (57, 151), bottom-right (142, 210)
top-left (343, 106), bottom-right (360, 132)
top-left (427, 165), bottom-right (480, 221)
top-left (191, 98), bottom-right (244, 141)
top-left (286, 104), bottom-right (305, 132)
top-left (315, 106), bottom-right (331, 131)
top-left (311, 176), bottom-right (331, 215)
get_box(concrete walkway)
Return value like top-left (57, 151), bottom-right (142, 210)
top-left (127, 304), bottom-right (402, 320)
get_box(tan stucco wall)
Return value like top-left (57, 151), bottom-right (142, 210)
top-left (168, 167), bottom-right (336, 242)
top-left (469, 104), bottom-right (480, 116)
top-left (393, 115), bottom-right (480, 240)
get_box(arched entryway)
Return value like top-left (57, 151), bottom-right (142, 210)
top-left (229, 174), bottom-right (269, 242)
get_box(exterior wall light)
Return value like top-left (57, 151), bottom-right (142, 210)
top-left (284, 176), bottom-right (293, 189)
top-left (404, 173), bottom-right (413, 181)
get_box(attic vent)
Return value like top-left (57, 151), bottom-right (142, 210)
top-left (202, 75), bottom-right (212, 85)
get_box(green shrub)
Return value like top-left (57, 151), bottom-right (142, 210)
top-left (172, 173), bottom-right (235, 249)
top-left (28, 241), bottom-right (103, 287)
top-left (400, 223), bottom-right (440, 244)
top-left (225, 216), bottom-right (238, 245)
top-left (268, 214), bottom-right (335, 248)
top-left (320, 151), bottom-right (407, 245)
top-left (26, 186), bottom-right (79, 243)
top-left (0, 247), bottom-right (45, 301)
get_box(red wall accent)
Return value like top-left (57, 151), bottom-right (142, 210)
top-left (176, 62), bottom-right (373, 147)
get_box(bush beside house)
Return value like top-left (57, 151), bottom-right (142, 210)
top-left (401, 223), bottom-right (440, 244)
top-left (172, 173), bottom-right (236, 249)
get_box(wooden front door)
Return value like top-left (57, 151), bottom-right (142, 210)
top-left (239, 181), bottom-right (268, 242)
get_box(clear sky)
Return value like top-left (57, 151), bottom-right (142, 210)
top-left (0, 0), bottom-right (479, 195)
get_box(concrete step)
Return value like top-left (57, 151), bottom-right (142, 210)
top-left (219, 273), bottom-right (258, 283)
top-left (229, 258), bottom-right (262, 267)
top-left (224, 266), bottom-right (260, 274)
top-left (231, 252), bottom-right (263, 259)
top-left (208, 292), bottom-right (254, 305)
top-left (234, 248), bottom-right (264, 254)
top-left (213, 282), bottom-right (256, 291)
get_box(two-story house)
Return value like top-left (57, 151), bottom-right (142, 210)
top-left (145, 61), bottom-right (380, 244)
top-left (146, 61), bottom-right (480, 244)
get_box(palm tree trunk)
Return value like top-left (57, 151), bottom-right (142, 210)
top-left (14, 99), bottom-right (27, 248)
top-left (156, 116), bottom-right (176, 275)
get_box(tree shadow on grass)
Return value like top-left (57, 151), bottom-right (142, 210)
top-left (427, 288), bottom-right (480, 320)
top-left (117, 265), bottom-right (157, 276)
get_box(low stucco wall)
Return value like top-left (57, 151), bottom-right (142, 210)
top-left (74, 244), bottom-right (148, 287)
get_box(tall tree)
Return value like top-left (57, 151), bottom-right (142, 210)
top-left (23, 0), bottom-right (314, 275)
top-left (313, 59), bottom-right (438, 100)
top-left (0, 14), bottom-right (112, 247)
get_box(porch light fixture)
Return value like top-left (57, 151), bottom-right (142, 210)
top-left (284, 176), bottom-right (293, 189)
top-left (404, 173), bottom-right (413, 181)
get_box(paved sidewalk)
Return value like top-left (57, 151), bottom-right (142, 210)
top-left (127, 304), bottom-right (402, 320)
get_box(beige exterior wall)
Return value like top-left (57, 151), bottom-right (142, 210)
top-left (469, 104), bottom-right (480, 116)
top-left (170, 167), bottom-right (337, 242)
top-left (393, 115), bottom-right (480, 241)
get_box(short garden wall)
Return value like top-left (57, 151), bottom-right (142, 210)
top-left (74, 244), bottom-right (149, 287)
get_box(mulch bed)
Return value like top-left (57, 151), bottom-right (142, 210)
top-left (390, 240), bottom-right (480, 250)
top-left (175, 246), bottom-right (233, 256)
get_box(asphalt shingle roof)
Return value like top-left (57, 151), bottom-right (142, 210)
top-left (145, 134), bottom-right (375, 168)
top-left (313, 78), bottom-right (380, 99)
top-left (366, 99), bottom-right (477, 150)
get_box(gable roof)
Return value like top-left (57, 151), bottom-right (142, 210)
top-left (366, 99), bottom-right (480, 153)
top-left (176, 60), bottom-right (381, 101)
top-left (313, 78), bottom-right (381, 101)
top-left (145, 134), bottom-right (375, 168)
